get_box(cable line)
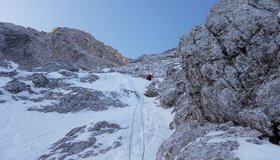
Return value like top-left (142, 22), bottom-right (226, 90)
top-left (157, 1), bottom-right (186, 32)
top-left (144, 0), bottom-right (185, 32)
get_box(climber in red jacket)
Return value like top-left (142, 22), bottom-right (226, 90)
top-left (146, 73), bottom-right (154, 81)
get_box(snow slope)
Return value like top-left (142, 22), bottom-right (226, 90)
top-left (1, 61), bottom-right (280, 160)
top-left (0, 64), bottom-right (173, 160)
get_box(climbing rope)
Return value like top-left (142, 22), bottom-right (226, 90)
top-left (140, 89), bottom-right (146, 160)
top-left (128, 80), bottom-right (149, 160)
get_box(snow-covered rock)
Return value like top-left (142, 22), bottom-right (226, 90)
top-left (38, 121), bottom-right (124, 160)
top-left (3, 79), bottom-right (31, 94)
top-left (144, 83), bottom-right (159, 97)
top-left (28, 87), bottom-right (128, 113)
top-left (31, 73), bottom-right (49, 88)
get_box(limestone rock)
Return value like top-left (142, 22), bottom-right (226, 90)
top-left (38, 121), bottom-right (123, 160)
top-left (79, 74), bottom-right (99, 83)
top-left (0, 23), bottom-right (129, 72)
top-left (111, 48), bottom-right (179, 78)
top-left (157, 0), bottom-right (280, 159)
top-left (3, 79), bottom-right (30, 94)
top-left (0, 70), bottom-right (17, 77)
top-left (31, 73), bottom-right (49, 87)
top-left (29, 87), bottom-right (128, 113)
top-left (144, 83), bottom-right (159, 97)
top-left (179, 0), bottom-right (280, 139)
top-left (158, 63), bottom-right (186, 108)
top-left (157, 122), bottom-right (262, 160)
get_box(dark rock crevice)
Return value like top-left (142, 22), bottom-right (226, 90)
top-left (206, 25), bottom-right (228, 57)
top-left (247, 0), bottom-right (280, 13)
top-left (269, 121), bottom-right (280, 144)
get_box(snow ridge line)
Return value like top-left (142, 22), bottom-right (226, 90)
top-left (128, 79), bottom-right (148, 160)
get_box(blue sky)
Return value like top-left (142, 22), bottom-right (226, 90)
top-left (0, 0), bottom-right (218, 58)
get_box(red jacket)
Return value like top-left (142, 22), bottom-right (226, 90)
top-left (146, 73), bottom-right (154, 81)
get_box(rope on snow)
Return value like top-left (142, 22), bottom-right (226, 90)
top-left (128, 80), bottom-right (148, 160)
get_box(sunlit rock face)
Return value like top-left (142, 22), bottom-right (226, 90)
top-left (157, 0), bottom-right (280, 159)
top-left (0, 23), bottom-right (129, 72)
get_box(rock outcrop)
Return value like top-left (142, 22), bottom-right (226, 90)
top-left (28, 87), bottom-right (128, 113)
top-left (157, 0), bottom-right (280, 159)
top-left (144, 82), bottom-right (159, 97)
top-left (0, 23), bottom-right (129, 72)
top-left (38, 121), bottom-right (124, 160)
top-left (3, 79), bottom-right (31, 94)
top-left (109, 48), bottom-right (179, 78)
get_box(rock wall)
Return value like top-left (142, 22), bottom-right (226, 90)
top-left (157, 0), bottom-right (280, 159)
top-left (0, 23), bottom-right (129, 72)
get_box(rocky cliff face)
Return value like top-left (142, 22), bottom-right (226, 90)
top-left (0, 23), bottom-right (129, 72)
top-left (157, 0), bottom-right (280, 159)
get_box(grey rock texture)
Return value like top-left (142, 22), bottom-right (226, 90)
top-left (79, 73), bottom-right (99, 83)
top-left (0, 70), bottom-right (17, 77)
top-left (38, 121), bottom-right (124, 160)
top-left (110, 48), bottom-right (179, 78)
top-left (25, 73), bottom-right (70, 89)
top-left (3, 79), bottom-right (31, 94)
top-left (58, 70), bottom-right (78, 78)
top-left (0, 23), bottom-right (129, 72)
top-left (157, 121), bottom-right (262, 160)
top-left (158, 64), bottom-right (186, 109)
top-left (157, 0), bottom-right (280, 159)
top-left (29, 87), bottom-right (128, 113)
top-left (144, 83), bottom-right (159, 97)
top-left (31, 73), bottom-right (49, 87)
top-left (180, 0), bottom-right (280, 138)
top-left (0, 60), bottom-right (18, 77)
top-left (171, 126), bottom-right (262, 160)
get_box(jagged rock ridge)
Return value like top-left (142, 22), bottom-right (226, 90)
top-left (0, 23), bottom-right (129, 72)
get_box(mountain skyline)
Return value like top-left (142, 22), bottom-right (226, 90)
top-left (0, 0), bottom-right (218, 58)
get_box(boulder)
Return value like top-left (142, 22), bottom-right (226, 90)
top-left (3, 79), bottom-right (30, 94)
top-left (144, 84), bottom-right (159, 97)
top-left (31, 73), bottom-right (49, 87)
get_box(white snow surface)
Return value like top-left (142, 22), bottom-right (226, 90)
top-left (208, 134), bottom-right (280, 160)
top-left (0, 67), bottom-right (173, 160)
top-left (235, 138), bottom-right (280, 160)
